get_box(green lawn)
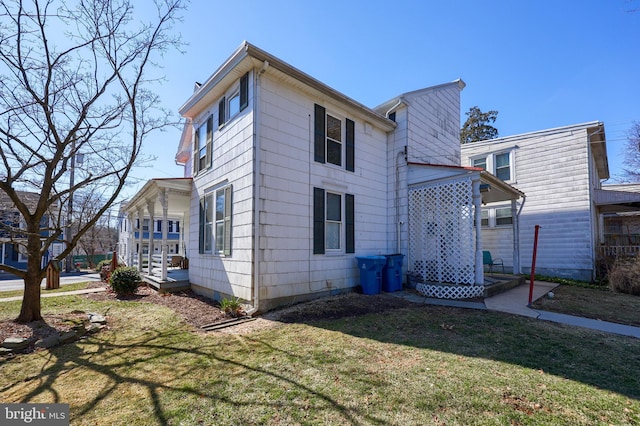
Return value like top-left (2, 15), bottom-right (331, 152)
top-left (1, 294), bottom-right (638, 425)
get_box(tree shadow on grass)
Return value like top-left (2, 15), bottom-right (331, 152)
top-left (2, 326), bottom-right (385, 425)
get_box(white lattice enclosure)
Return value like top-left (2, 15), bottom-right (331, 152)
top-left (408, 177), bottom-right (477, 297)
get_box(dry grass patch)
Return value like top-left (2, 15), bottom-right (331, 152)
top-left (532, 284), bottom-right (640, 326)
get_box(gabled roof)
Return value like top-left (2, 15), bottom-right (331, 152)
top-left (179, 41), bottom-right (396, 132)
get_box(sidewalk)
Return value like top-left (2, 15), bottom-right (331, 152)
top-left (393, 280), bottom-right (640, 339)
top-left (0, 287), bottom-right (106, 302)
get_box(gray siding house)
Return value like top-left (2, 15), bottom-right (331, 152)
top-left (121, 42), bottom-right (523, 311)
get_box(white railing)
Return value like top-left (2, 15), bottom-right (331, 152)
top-left (598, 246), bottom-right (640, 257)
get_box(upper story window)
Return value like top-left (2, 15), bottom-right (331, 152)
top-left (194, 115), bottom-right (213, 175)
top-left (470, 150), bottom-right (513, 182)
top-left (326, 115), bottom-right (342, 166)
top-left (218, 72), bottom-right (249, 127)
top-left (472, 157), bottom-right (486, 170)
top-left (314, 104), bottom-right (355, 172)
top-left (495, 153), bottom-right (510, 181)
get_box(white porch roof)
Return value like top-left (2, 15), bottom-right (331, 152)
top-left (121, 178), bottom-right (192, 217)
top-left (407, 163), bottom-right (524, 203)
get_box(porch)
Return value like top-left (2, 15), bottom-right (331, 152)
top-left (120, 178), bottom-right (192, 292)
top-left (406, 164), bottom-right (525, 299)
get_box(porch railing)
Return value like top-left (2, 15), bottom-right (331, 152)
top-left (598, 245), bottom-right (640, 257)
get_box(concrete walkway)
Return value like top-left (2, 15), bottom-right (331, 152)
top-left (393, 280), bottom-right (640, 339)
top-left (0, 287), bottom-right (106, 303)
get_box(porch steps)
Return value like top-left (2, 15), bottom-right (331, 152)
top-left (483, 274), bottom-right (526, 298)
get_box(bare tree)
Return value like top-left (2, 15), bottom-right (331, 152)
top-left (622, 121), bottom-right (640, 182)
top-left (73, 191), bottom-right (117, 268)
top-left (0, 0), bottom-right (185, 322)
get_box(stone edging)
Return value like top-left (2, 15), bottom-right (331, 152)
top-left (1, 313), bottom-right (107, 358)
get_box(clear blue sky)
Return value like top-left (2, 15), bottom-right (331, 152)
top-left (125, 0), bottom-right (640, 199)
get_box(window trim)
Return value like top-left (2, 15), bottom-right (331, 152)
top-left (218, 72), bottom-right (249, 128)
top-left (313, 187), bottom-right (355, 255)
top-left (314, 104), bottom-right (355, 172)
top-left (469, 150), bottom-right (514, 182)
top-left (199, 184), bottom-right (232, 256)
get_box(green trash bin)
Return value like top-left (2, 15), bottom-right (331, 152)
top-left (382, 254), bottom-right (404, 292)
top-left (356, 256), bottom-right (387, 295)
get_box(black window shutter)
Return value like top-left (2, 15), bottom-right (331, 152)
top-left (345, 194), bottom-right (355, 253)
top-left (198, 198), bottom-right (205, 254)
top-left (240, 72), bottom-right (249, 111)
top-left (313, 187), bottom-right (325, 254)
top-left (193, 123), bottom-right (199, 175)
top-left (218, 97), bottom-right (226, 126)
top-left (223, 185), bottom-right (232, 256)
top-left (314, 104), bottom-right (326, 163)
top-left (346, 118), bottom-right (355, 172)
top-left (206, 115), bottom-right (213, 169)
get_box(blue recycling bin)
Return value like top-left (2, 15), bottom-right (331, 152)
top-left (356, 256), bottom-right (387, 295)
top-left (382, 254), bottom-right (404, 292)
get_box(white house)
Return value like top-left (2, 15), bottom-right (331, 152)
top-left (460, 122), bottom-right (640, 281)
top-left (120, 41), bottom-right (523, 311)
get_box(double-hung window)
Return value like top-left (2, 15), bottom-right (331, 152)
top-left (194, 115), bottom-right (213, 175)
top-left (495, 153), bottom-right (510, 181)
top-left (472, 156), bottom-right (486, 170)
top-left (470, 151), bottom-right (513, 182)
top-left (218, 72), bottom-right (249, 127)
top-left (495, 207), bottom-right (513, 226)
top-left (314, 104), bottom-right (355, 172)
top-left (199, 185), bottom-right (232, 255)
top-left (313, 188), bottom-right (354, 254)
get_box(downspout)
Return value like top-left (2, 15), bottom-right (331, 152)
top-left (388, 98), bottom-right (406, 254)
top-left (247, 60), bottom-right (269, 316)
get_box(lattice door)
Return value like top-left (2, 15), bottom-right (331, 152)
top-left (408, 177), bottom-right (475, 285)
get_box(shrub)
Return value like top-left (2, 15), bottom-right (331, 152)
top-left (109, 266), bottom-right (142, 296)
top-left (96, 259), bottom-right (112, 272)
top-left (219, 297), bottom-right (245, 318)
top-left (608, 255), bottom-right (640, 296)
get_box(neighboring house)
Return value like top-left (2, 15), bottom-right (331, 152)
top-left (597, 182), bottom-right (640, 255)
top-left (460, 122), bottom-right (640, 281)
top-left (0, 190), bottom-right (60, 270)
top-left (121, 41), bottom-right (523, 310)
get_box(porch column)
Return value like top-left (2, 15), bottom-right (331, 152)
top-left (473, 179), bottom-right (484, 285)
top-left (511, 199), bottom-right (520, 274)
top-left (127, 212), bottom-right (135, 267)
top-left (160, 188), bottom-right (168, 280)
top-left (136, 207), bottom-right (144, 273)
top-left (146, 199), bottom-right (155, 276)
